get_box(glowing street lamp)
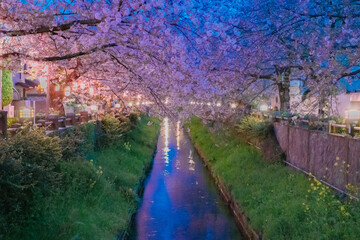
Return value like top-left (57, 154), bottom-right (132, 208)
top-left (231, 103), bottom-right (237, 109)
top-left (260, 104), bottom-right (268, 112)
top-left (216, 102), bottom-right (221, 107)
top-left (128, 102), bottom-right (133, 107)
top-left (72, 82), bottom-right (78, 90)
top-left (89, 87), bottom-right (94, 95)
top-left (90, 105), bottom-right (98, 111)
top-left (64, 86), bottom-right (71, 96)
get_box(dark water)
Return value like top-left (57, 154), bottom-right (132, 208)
top-left (135, 119), bottom-right (243, 240)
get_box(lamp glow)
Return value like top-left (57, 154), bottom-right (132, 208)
top-left (260, 104), bottom-right (268, 112)
top-left (64, 86), bottom-right (71, 96)
top-left (20, 108), bottom-right (34, 118)
top-left (90, 105), bottom-right (98, 111)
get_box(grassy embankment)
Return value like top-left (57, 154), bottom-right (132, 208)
top-left (187, 116), bottom-right (360, 240)
top-left (2, 115), bottom-right (160, 240)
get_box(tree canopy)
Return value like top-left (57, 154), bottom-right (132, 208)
top-left (0, 0), bottom-right (359, 119)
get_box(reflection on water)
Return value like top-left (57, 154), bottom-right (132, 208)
top-left (163, 118), bottom-right (170, 170)
top-left (135, 119), bottom-right (243, 240)
top-left (176, 121), bottom-right (180, 151)
top-left (188, 150), bottom-right (195, 171)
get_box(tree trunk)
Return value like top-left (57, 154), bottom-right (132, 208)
top-left (277, 68), bottom-right (291, 113)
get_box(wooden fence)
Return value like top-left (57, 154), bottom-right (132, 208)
top-left (274, 121), bottom-right (360, 193)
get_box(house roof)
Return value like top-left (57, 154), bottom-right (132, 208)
top-left (25, 79), bottom-right (39, 87)
top-left (15, 82), bottom-right (31, 88)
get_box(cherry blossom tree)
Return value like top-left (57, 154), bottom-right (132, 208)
top-left (0, 0), bottom-right (359, 120)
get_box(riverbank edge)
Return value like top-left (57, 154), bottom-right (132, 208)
top-left (117, 134), bottom-right (160, 240)
top-left (187, 131), bottom-right (261, 240)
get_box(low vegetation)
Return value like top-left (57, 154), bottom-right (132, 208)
top-left (0, 114), bottom-right (160, 239)
top-left (187, 116), bottom-right (360, 240)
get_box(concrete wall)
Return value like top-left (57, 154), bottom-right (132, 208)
top-left (274, 122), bottom-right (360, 191)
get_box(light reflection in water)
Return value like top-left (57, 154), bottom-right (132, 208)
top-left (188, 149), bottom-right (195, 171)
top-left (135, 117), bottom-right (243, 240)
top-left (163, 117), bottom-right (170, 168)
top-left (176, 121), bottom-right (181, 150)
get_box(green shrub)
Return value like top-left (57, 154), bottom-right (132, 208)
top-left (236, 115), bottom-right (272, 139)
top-left (0, 127), bottom-right (62, 235)
top-left (7, 117), bottom-right (19, 127)
top-left (0, 114), bottom-right (160, 239)
top-left (100, 114), bottom-right (130, 148)
top-left (2, 69), bottom-right (13, 106)
top-left (57, 122), bottom-right (95, 161)
top-left (129, 112), bottom-right (140, 126)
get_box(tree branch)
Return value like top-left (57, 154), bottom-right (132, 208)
top-left (0, 19), bottom-right (101, 37)
top-left (0, 43), bottom-right (117, 61)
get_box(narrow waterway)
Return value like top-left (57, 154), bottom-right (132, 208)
top-left (135, 119), bottom-right (243, 240)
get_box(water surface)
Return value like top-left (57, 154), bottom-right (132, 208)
top-left (135, 119), bottom-right (243, 240)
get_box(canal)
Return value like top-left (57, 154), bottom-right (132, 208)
top-left (135, 118), bottom-right (243, 240)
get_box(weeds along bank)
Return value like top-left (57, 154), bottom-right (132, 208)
top-left (186, 116), bottom-right (360, 240)
top-left (0, 113), bottom-right (160, 240)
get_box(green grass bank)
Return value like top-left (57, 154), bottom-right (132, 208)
top-left (1, 115), bottom-right (160, 240)
top-left (186, 117), bottom-right (360, 240)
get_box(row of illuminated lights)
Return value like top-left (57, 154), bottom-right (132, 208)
top-left (113, 101), bottom-right (153, 108)
top-left (57, 84), bottom-right (146, 100)
top-left (56, 84), bottom-right (96, 97)
top-left (56, 83), bottom-right (108, 97)
top-left (190, 101), bottom-right (238, 108)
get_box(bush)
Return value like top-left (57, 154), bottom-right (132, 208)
top-left (7, 117), bottom-right (19, 127)
top-left (236, 115), bottom-right (282, 163)
top-left (0, 127), bottom-right (62, 235)
top-left (100, 114), bottom-right (130, 148)
top-left (0, 114), bottom-right (158, 239)
top-left (236, 115), bottom-right (272, 139)
top-left (57, 122), bottom-right (95, 161)
top-left (129, 112), bottom-right (140, 126)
